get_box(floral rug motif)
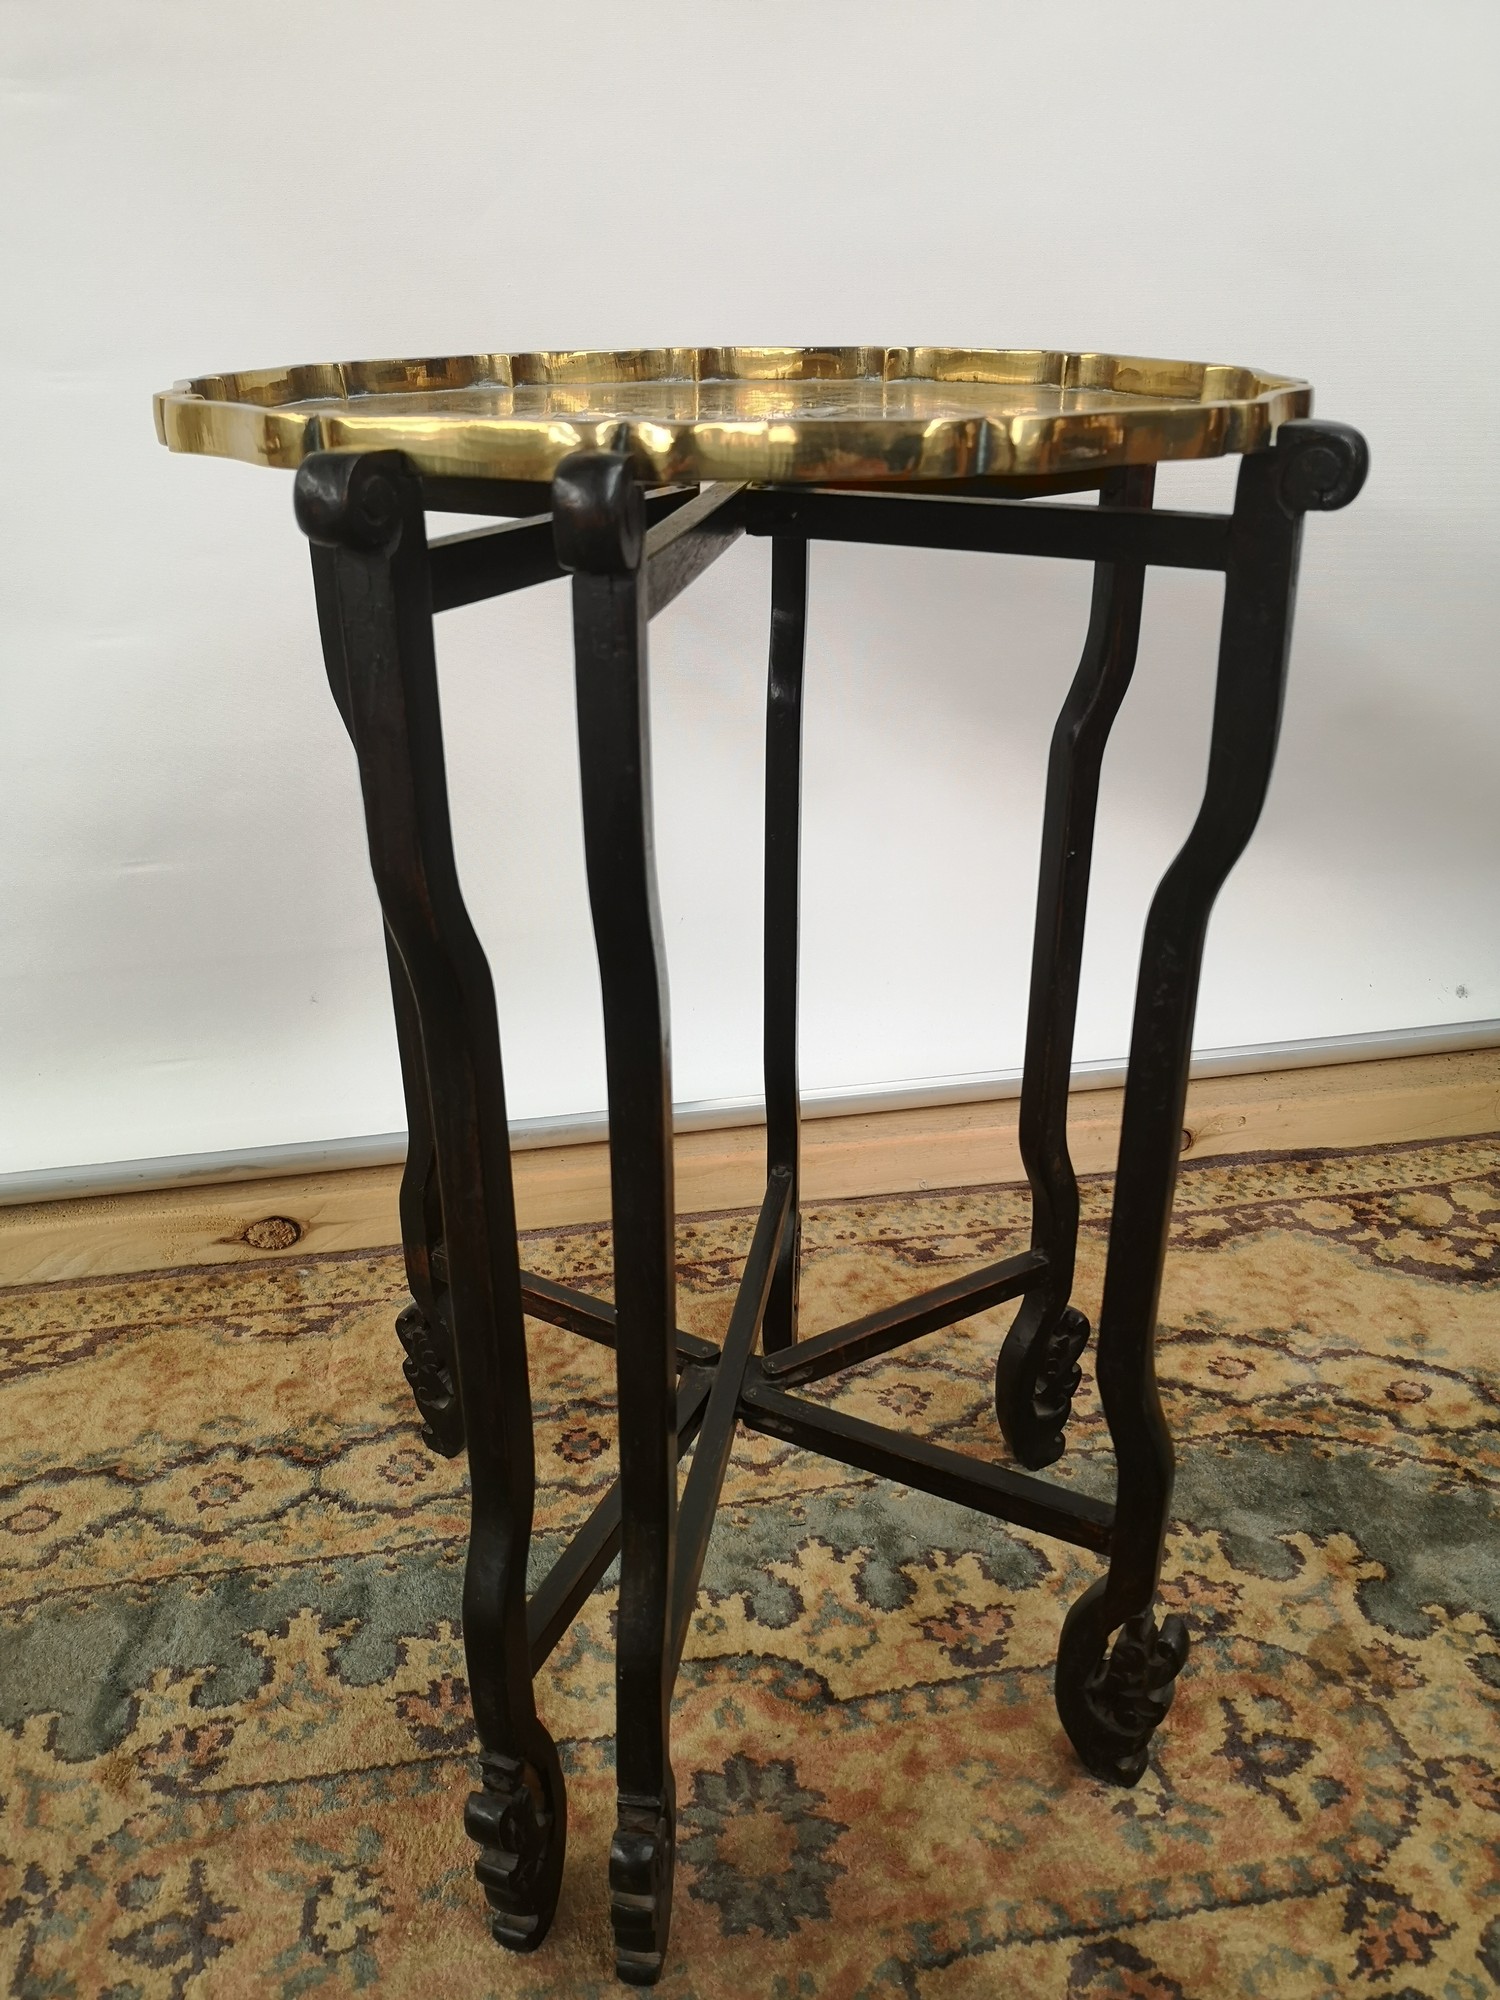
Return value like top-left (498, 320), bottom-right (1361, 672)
top-left (2, 1134), bottom-right (1497, 1998)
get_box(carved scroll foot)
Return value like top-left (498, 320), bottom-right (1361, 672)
top-left (996, 1301), bottom-right (1091, 1469)
top-left (610, 1787), bottom-right (676, 1985)
top-left (394, 1300), bottom-right (465, 1458)
top-left (1055, 1578), bottom-right (1189, 1786)
top-left (464, 1744), bottom-right (567, 1952)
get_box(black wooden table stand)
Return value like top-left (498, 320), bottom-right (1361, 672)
top-left (295, 417), bottom-right (1367, 1984)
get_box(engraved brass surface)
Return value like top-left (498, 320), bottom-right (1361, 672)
top-left (154, 347), bottom-right (1312, 486)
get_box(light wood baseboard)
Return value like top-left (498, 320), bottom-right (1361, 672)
top-left (3, 1049), bottom-right (1495, 1290)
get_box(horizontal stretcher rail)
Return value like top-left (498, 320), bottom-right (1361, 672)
top-left (645, 482), bottom-right (747, 618)
top-left (420, 475), bottom-right (556, 518)
top-left (760, 1247), bottom-right (1048, 1387)
top-left (740, 487), bottom-right (1233, 571)
top-left (425, 479), bottom-right (1230, 614)
top-left (427, 489), bottom-right (697, 612)
top-left (428, 511), bottom-right (556, 611)
top-left (738, 1378), bottom-right (1115, 1553)
top-left (518, 1269), bottom-right (721, 1368)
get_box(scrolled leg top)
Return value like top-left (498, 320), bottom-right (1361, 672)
top-left (294, 449), bottom-right (413, 552)
top-left (1274, 419), bottom-right (1369, 515)
top-left (552, 449), bottom-right (646, 576)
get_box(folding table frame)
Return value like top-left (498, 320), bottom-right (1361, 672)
top-left (295, 415), bottom-right (1366, 1982)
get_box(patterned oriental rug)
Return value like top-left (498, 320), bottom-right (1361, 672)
top-left (2, 1135), bottom-right (1498, 1999)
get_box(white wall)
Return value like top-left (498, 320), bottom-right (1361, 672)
top-left (3, 1), bottom-right (1498, 1179)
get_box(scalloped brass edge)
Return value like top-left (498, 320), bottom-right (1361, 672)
top-left (153, 346), bottom-right (1312, 485)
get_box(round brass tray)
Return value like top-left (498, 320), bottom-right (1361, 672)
top-left (154, 347), bottom-right (1311, 487)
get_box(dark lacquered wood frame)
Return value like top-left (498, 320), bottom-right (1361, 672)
top-left (294, 418), bottom-right (1367, 1984)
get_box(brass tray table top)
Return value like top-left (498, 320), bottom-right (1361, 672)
top-left (154, 345), bottom-right (1311, 487)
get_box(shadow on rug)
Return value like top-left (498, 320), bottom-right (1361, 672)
top-left (2, 1135), bottom-right (1497, 1998)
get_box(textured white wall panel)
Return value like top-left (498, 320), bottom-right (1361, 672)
top-left (2, 1), bottom-right (1496, 1174)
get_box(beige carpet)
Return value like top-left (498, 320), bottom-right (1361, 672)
top-left (2, 1134), bottom-right (1497, 1997)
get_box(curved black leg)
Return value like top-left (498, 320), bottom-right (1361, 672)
top-left (555, 453), bottom-right (680, 1984)
top-left (310, 544), bottom-right (464, 1456)
top-left (387, 942), bottom-right (465, 1456)
top-left (763, 537), bottom-right (808, 1355)
top-left (998, 466), bottom-right (1154, 1467)
top-left (1055, 423), bottom-right (1369, 1784)
top-left (298, 453), bottom-right (565, 1945)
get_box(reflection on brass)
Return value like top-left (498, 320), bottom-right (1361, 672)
top-left (154, 346), bottom-right (1311, 486)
